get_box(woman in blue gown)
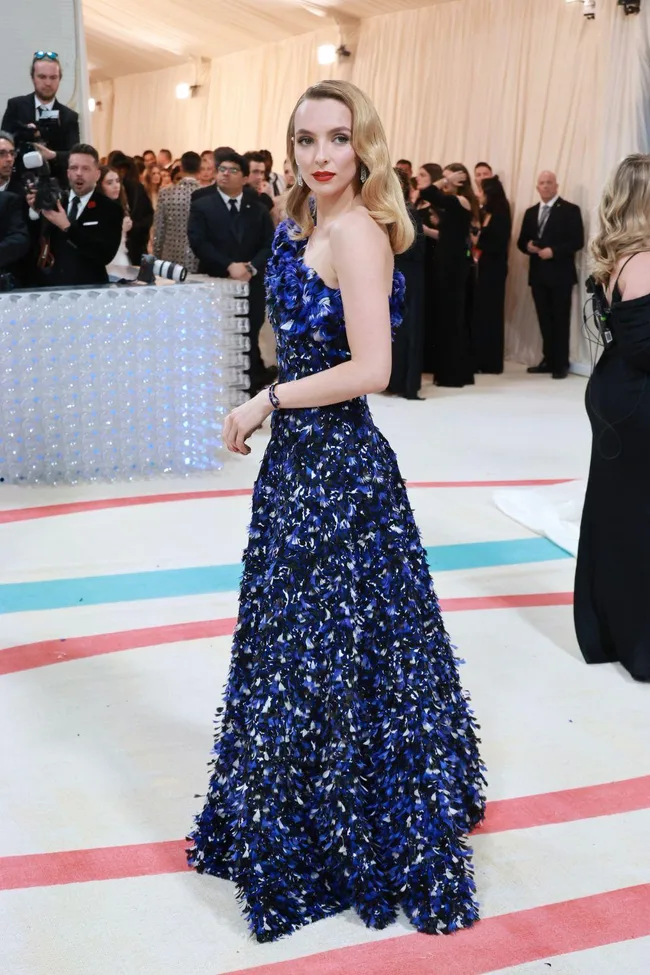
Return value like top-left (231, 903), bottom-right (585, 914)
top-left (187, 80), bottom-right (486, 943)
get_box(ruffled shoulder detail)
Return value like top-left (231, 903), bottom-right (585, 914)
top-left (266, 220), bottom-right (406, 342)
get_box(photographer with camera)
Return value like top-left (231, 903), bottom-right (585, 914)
top-left (28, 143), bottom-right (123, 287)
top-left (0, 131), bottom-right (33, 287)
top-left (0, 132), bottom-right (23, 196)
top-left (2, 52), bottom-right (80, 188)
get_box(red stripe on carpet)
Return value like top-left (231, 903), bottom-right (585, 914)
top-left (1, 776), bottom-right (648, 892)
top-left (0, 840), bottom-right (188, 891)
top-left (407, 478), bottom-right (573, 488)
top-left (222, 884), bottom-right (650, 975)
top-left (442, 591), bottom-right (573, 612)
top-left (0, 490), bottom-right (253, 525)
top-left (478, 775), bottom-right (650, 834)
top-left (0, 619), bottom-right (238, 676)
top-left (0, 593), bottom-right (573, 677)
top-left (0, 479), bottom-right (573, 524)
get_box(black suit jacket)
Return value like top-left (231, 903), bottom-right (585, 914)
top-left (517, 197), bottom-right (584, 288)
top-left (2, 93), bottom-right (80, 185)
top-left (37, 189), bottom-right (123, 287)
top-left (0, 191), bottom-right (30, 274)
top-left (191, 183), bottom-right (273, 210)
top-left (188, 191), bottom-right (274, 325)
top-left (188, 192), bottom-right (274, 277)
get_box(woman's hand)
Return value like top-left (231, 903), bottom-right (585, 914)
top-left (223, 390), bottom-right (274, 455)
top-left (443, 168), bottom-right (467, 188)
top-left (123, 215), bottom-right (133, 233)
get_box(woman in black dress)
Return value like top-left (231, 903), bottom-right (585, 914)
top-left (574, 153), bottom-right (650, 682)
top-left (413, 164), bottom-right (442, 373)
top-left (389, 168), bottom-right (427, 399)
top-left (472, 176), bottom-right (512, 374)
top-left (108, 151), bottom-right (154, 264)
top-left (421, 164), bottom-right (479, 387)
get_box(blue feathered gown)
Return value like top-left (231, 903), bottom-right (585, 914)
top-left (187, 222), bottom-right (487, 942)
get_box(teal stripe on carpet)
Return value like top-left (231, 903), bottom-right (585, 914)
top-left (0, 537), bottom-right (571, 615)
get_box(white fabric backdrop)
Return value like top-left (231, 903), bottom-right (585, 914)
top-left (90, 0), bottom-right (650, 366)
top-left (351, 0), bottom-right (646, 367)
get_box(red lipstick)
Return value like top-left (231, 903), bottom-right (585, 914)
top-left (313, 172), bottom-right (335, 182)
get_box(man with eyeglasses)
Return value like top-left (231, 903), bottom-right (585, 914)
top-left (0, 132), bottom-right (20, 195)
top-left (0, 130), bottom-right (36, 286)
top-left (188, 151), bottom-right (275, 395)
top-left (1, 51), bottom-right (80, 186)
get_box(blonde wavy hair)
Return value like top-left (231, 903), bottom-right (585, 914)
top-left (591, 154), bottom-right (650, 283)
top-left (285, 80), bottom-right (414, 255)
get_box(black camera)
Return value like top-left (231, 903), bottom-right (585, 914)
top-left (13, 115), bottom-right (62, 211)
top-left (22, 148), bottom-right (62, 211)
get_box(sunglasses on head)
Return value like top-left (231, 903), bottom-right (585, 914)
top-left (33, 51), bottom-right (59, 61)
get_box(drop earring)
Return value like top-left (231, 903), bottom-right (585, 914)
top-left (297, 170), bottom-right (304, 187)
top-left (360, 165), bottom-right (368, 184)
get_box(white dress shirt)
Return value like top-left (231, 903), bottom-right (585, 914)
top-left (0, 181), bottom-right (8, 192)
top-left (67, 189), bottom-right (95, 221)
top-left (35, 95), bottom-right (56, 114)
top-left (539, 195), bottom-right (559, 218)
top-left (218, 188), bottom-right (243, 211)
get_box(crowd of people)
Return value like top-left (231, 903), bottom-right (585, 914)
top-left (0, 51), bottom-right (586, 399)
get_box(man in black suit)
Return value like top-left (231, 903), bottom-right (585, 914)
top-left (0, 129), bottom-right (40, 284)
top-left (29, 143), bottom-right (122, 288)
top-left (517, 171), bottom-right (584, 379)
top-left (0, 191), bottom-right (30, 286)
top-left (2, 53), bottom-right (80, 187)
top-left (188, 151), bottom-right (274, 393)
top-left (0, 131), bottom-right (23, 195)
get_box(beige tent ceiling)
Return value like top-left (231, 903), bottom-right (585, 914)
top-left (84, 0), bottom-right (453, 79)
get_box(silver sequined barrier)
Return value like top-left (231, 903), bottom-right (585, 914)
top-left (0, 281), bottom-right (250, 484)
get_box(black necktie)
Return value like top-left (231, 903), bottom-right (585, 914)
top-left (229, 199), bottom-right (238, 219)
top-left (68, 196), bottom-right (80, 223)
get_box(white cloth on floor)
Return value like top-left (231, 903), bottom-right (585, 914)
top-left (494, 480), bottom-right (586, 557)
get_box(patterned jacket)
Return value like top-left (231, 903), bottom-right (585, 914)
top-left (153, 178), bottom-right (201, 271)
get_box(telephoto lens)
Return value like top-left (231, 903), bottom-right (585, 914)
top-left (137, 254), bottom-right (188, 284)
top-left (153, 259), bottom-right (188, 282)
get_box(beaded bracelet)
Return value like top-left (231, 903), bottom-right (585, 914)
top-left (268, 383), bottom-right (281, 410)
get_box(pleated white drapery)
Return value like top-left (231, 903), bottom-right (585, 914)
top-left (90, 0), bottom-right (650, 367)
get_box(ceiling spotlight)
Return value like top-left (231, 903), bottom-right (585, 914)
top-left (176, 83), bottom-right (191, 100)
top-left (88, 97), bottom-right (96, 113)
top-left (317, 44), bottom-right (337, 65)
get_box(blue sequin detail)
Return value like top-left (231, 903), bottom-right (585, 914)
top-left (187, 220), bottom-right (487, 943)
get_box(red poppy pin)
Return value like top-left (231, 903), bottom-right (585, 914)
top-left (87, 201), bottom-right (97, 209)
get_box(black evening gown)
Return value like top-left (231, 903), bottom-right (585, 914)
top-left (389, 206), bottom-right (426, 399)
top-left (418, 203), bottom-right (438, 374)
top-left (421, 185), bottom-right (474, 387)
top-left (574, 285), bottom-right (650, 681)
top-left (472, 210), bottom-right (512, 374)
